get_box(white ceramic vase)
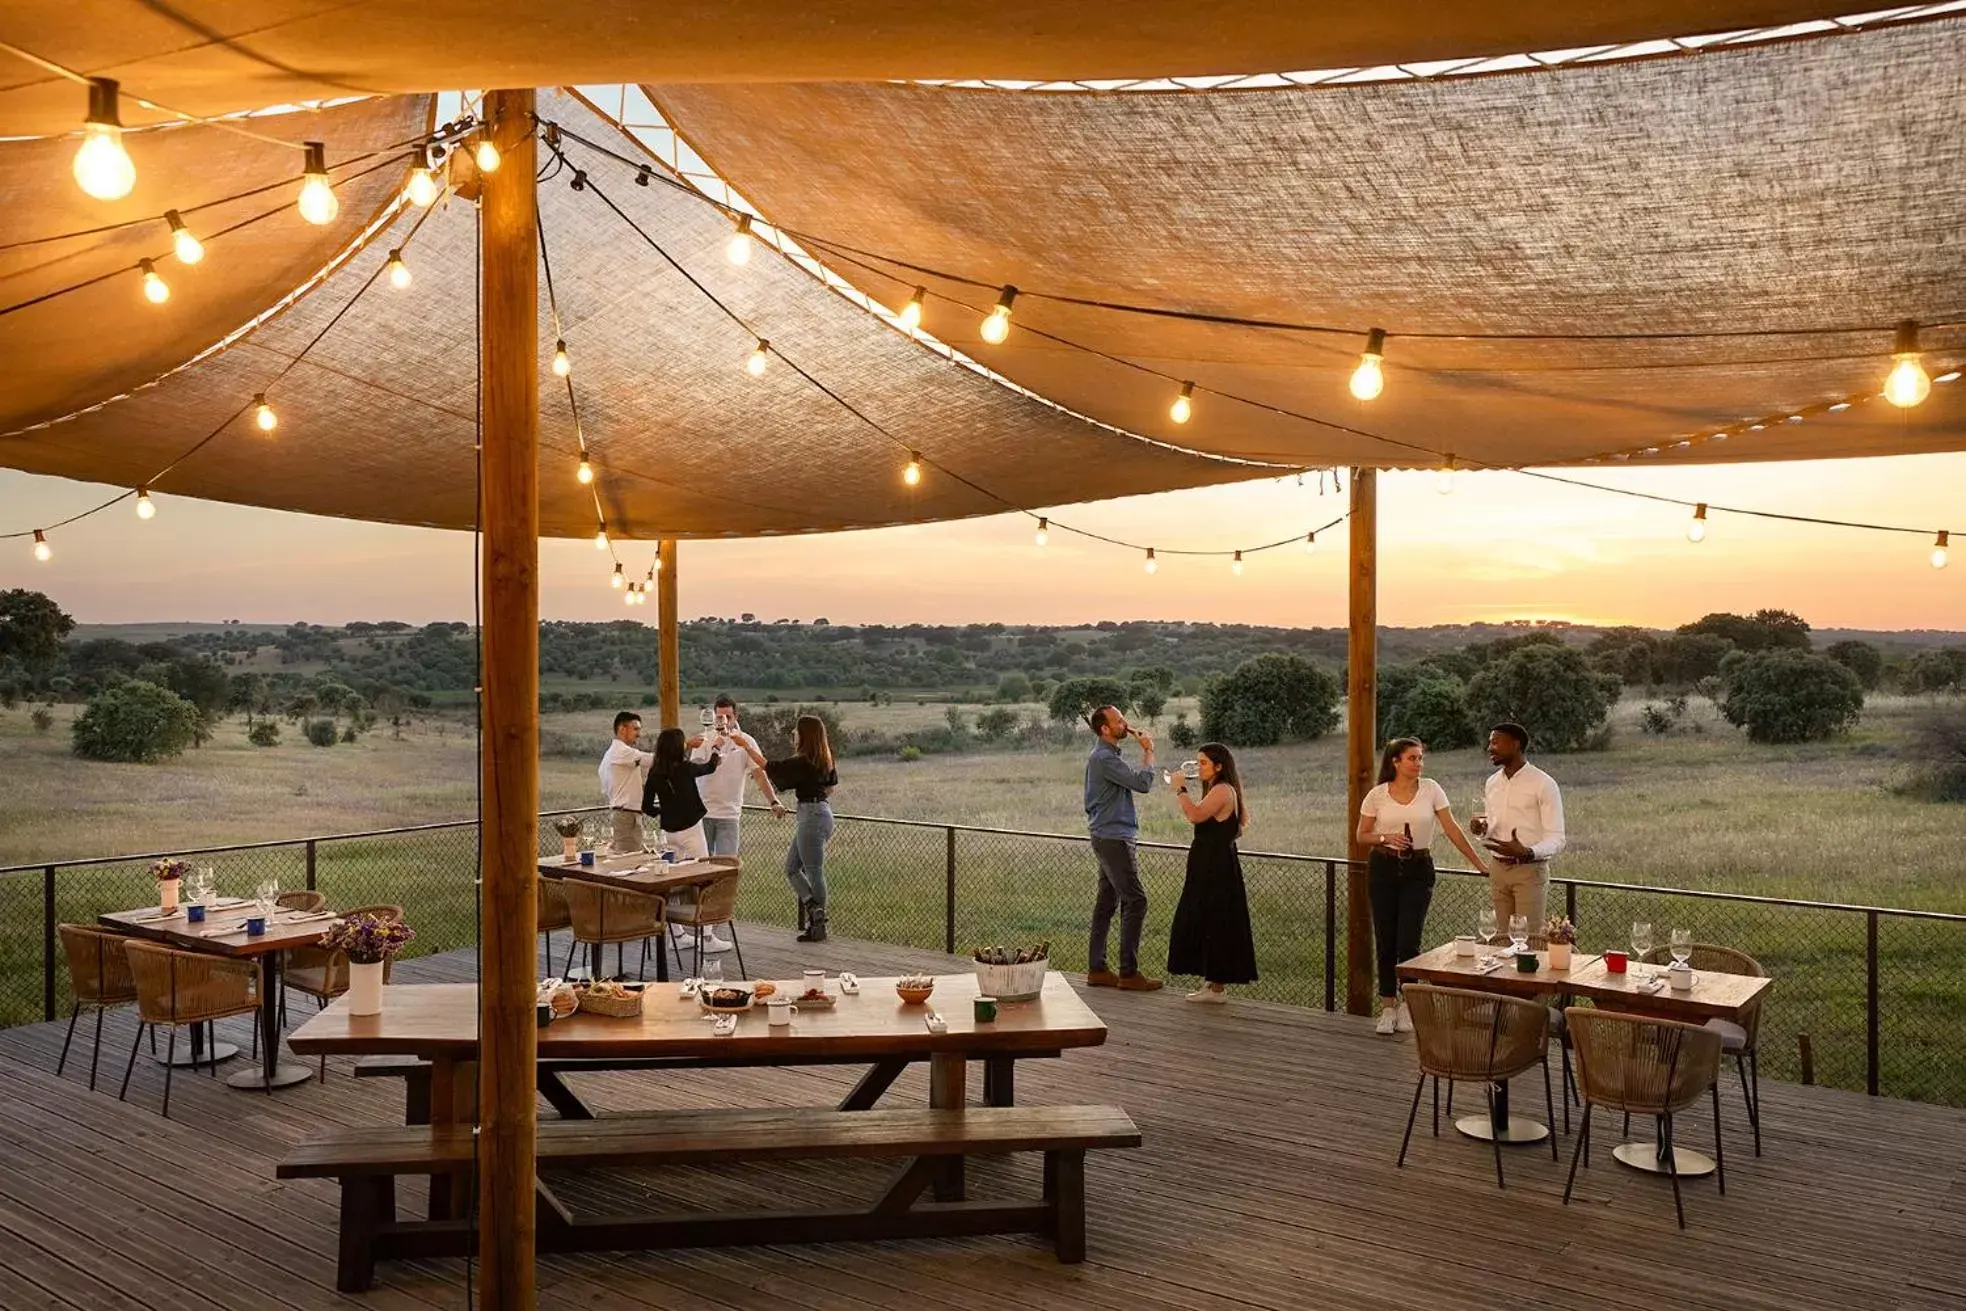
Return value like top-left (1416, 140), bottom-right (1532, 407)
top-left (349, 961), bottom-right (385, 1015)
top-left (1548, 943), bottom-right (1572, 970)
top-left (158, 878), bottom-right (179, 913)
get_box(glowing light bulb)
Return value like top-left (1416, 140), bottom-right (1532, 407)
top-left (595, 525), bottom-right (609, 552)
top-left (406, 165), bottom-right (439, 207)
top-left (166, 210), bottom-right (204, 265)
top-left (1171, 381), bottom-right (1194, 425)
top-left (898, 286), bottom-right (925, 332)
top-left (980, 286), bottom-right (1016, 344)
top-left (1350, 327), bottom-right (1386, 401)
top-left (576, 458), bottom-right (594, 486)
top-left (32, 530), bottom-right (51, 562)
top-left (1934, 532), bottom-right (1951, 570)
top-left (552, 339), bottom-right (571, 377)
top-left (746, 340), bottom-right (770, 377)
top-left (135, 488), bottom-right (155, 520)
top-left (610, 563), bottom-right (625, 589)
top-left (386, 249), bottom-right (411, 290)
top-left (1304, 532), bottom-right (1318, 555)
top-left (139, 259), bottom-right (169, 304)
top-left (1884, 320), bottom-right (1931, 408)
top-left (253, 393), bottom-right (277, 432)
top-left (726, 214), bottom-right (755, 266)
top-left (624, 585), bottom-right (637, 607)
top-left (1035, 517), bottom-right (1048, 547)
top-left (903, 453), bottom-right (923, 487)
top-left (1436, 456), bottom-right (1456, 495)
top-left (1231, 550), bottom-right (1243, 576)
top-left (297, 142), bottom-right (338, 225)
top-left (73, 79), bottom-right (135, 201)
top-left (1143, 548), bottom-right (1157, 575)
top-left (474, 134), bottom-right (501, 174)
top-left (1687, 503), bottom-right (1708, 544)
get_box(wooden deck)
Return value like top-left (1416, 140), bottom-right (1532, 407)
top-left (1, 925), bottom-right (1960, 1311)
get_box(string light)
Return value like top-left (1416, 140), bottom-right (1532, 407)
top-left (386, 249), bottom-right (411, 290)
top-left (576, 457), bottom-right (594, 485)
top-left (1350, 327), bottom-right (1387, 401)
top-left (474, 132), bottom-right (501, 174)
top-left (980, 286), bottom-right (1017, 344)
top-left (406, 165), bottom-right (440, 207)
top-left (610, 563), bottom-right (624, 589)
top-left (32, 530), bottom-right (51, 562)
top-left (1884, 320), bottom-right (1931, 408)
top-left (297, 142), bottom-right (338, 225)
top-left (1687, 503), bottom-right (1709, 543)
top-left (1436, 455), bottom-right (1456, 495)
top-left (1934, 531), bottom-right (1950, 571)
top-left (746, 340), bottom-right (770, 377)
top-left (898, 286), bottom-right (926, 332)
top-left (726, 214), bottom-right (756, 266)
top-left (903, 452), bottom-right (923, 487)
top-left (135, 488), bottom-right (154, 520)
top-left (1231, 549), bottom-right (1244, 576)
top-left (138, 259), bottom-right (169, 305)
top-left (253, 393), bottom-right (277, 432)
top-left (165, 210), bottom-right (204, 265)
top-left (552, 339), bottom-right (571, 377)
top-left (1035, 517), bottom-right (1048, 547)
top-left (1170, 381), bottom-right (1195, 425)
top-left (1304, 531), bottom-right (1318, 555)
top-left (623, 582), bottom-right (637, 607)
top-left (594, 523), bottom-right (609, 551)
top-left (1143, 547), bottom-right (1157, 575)
top-left (73, 78), bottom-right (135, 201)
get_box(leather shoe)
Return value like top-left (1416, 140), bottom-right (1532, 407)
top-left (1117, 972), bottom-right (1164, 992)
top-left (1084, 968), bottom-right (1121, 988)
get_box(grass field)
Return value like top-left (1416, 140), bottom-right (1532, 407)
top-left (3, 695), bottom-right (1962, 1103)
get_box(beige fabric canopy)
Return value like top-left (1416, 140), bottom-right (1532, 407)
top-left (0, 1), bottom-right (1868, 138)
top-left (652, 17), bottom-right (1966, 470)
top-left (1, 91), bottom-right (1256, 538)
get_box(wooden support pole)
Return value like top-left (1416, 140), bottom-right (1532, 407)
top-left (476, 86), bottom-right (538, 1310)
top-left (1345, 467), bottom-right (1378, 1016)
top-left (658, 539), bottom-right (681, 730)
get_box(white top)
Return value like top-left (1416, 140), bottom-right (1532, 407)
top-left (1360, 778), bottom-right (1452, 848)
top-left (692, 730), bottom-right (761, 821)
top-left (598, 738), bottom-right (652, 810)
top-left (1482, 762), bottom-right (1567, 861)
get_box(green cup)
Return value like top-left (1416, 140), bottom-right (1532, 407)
top-left (1515, 952), bottom-right (1541, 973)
top-left (973, 996), bottom-right (998, 1023)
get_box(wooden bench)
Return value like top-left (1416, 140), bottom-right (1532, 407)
top-left (278, 1104), bottom-right (1140, 1291)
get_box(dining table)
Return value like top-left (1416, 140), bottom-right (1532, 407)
top-left (100, 900), bottom-right (345, 1092)
top-left (537, 851), bottom-right (736, 983)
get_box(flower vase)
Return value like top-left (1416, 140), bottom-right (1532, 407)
top-left (158, 878), bottom-right (179, 913)
top-left (562, 836), bottom-right (579, 863)
top-left (1548, 942), bottom-right (1572, 970)
top-left (348, 961), bottom-right (385, 1015)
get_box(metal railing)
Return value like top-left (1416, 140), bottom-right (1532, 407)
top-left (5, 806), bottom-right (1963, 1106)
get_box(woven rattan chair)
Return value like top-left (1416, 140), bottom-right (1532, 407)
top-left (1641, 943), bottom-right (1766, 1154)
top-left (664, 867), bottom-right (746, 979)
top-left (562, 880), bottom-right (664, 980)
top-left (1398, 983), bottom-right (1556, 1188)
top-left (276, 890), bottom-right (327, 913)
top-left (283, 904), bottom-right (403, 1080)
top-left (55, 924), bottom-right (140, 1091)
top-left (119, 940), bottom-right (259, 1118)
top-left (539, 875), bottom-right (572, 975)
top-left (1563, 1007), bottom-right (1725, 1228)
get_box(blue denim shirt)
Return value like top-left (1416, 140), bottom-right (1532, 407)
top-left (1084, 741), bottom-right (1154, 841)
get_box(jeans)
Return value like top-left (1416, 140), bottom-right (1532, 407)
top-left (784, 802), bottom-right (834, 912)
top-left (1089, 837), bottom-right (1147, 976)
top-left (702, 817), bottom-right (741, 856)
top-left (1369, 849), bottom-right (1436, 1000)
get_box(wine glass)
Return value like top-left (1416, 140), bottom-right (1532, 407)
top-left (1670, 927), bottom-right (1694, 968)
top-left (255, 877), bottom-right (278, 917)
top-left (1476, 907), bottom-right (1497, 950)
top-left (1631, 921), bottom-right (1655, 977)
top-left (1469, 796), bottom-right (1490, 839)
top-left (1508, 914), bottom-right (1529, 953)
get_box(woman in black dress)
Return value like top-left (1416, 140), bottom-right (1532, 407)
top-left (1166, 742), bottom-right (1258, 1003)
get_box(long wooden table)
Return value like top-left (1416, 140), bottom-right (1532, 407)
top-left (538, 852), bottom-right (736, 982)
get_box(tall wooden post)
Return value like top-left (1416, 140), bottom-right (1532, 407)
top-left (476, 87), bottom-right (538, 1309)
top-left (1345, 467), bottom-right (1378, 1016)
top-left (658, 538), bottom-right (681, 729)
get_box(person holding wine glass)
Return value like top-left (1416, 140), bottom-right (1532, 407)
top-left (1164, 744), bottom-right (1259, 1004)
top-left (1478, 722), bottom-right (1567, 935)
top-left (1358, 737), bottom-right (1496, 1034)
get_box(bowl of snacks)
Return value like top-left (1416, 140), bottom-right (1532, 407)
top-left (698, 986), bottom-right (754, 1013)
top-left (574, 979), bottom-right (645, 1017)
top-left (795, 983), bottom-right (837, 1009)
top-left (895, 976), bottom-right (936, 1005)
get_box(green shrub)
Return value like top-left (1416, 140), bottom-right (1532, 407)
top-left (30, 705), bottom-right (53, 733)
top-left (1825, 639), bottom-right (1884, 691)
top-left (1395, 677), bottom-right (1479, 750)
top-left (247, 720), bottom-right (281, 747)
top-left (1639, 705), bottom-right (1674, 735)
top-left (70, 680), bottom-right (202, 763)
top-left (974, 707), bottom-right (1021, 742)
top-left (1168, 713), bottom-right (1199, 750)
top-left (1200, 653), bottom-right (1340, 747)
top-left (1465, 644), bottom-right (1620, 753)
top-left (1046, 676), bottom-right (1133, 725)
top-left (305, 718), bottom-right (338, 747)
top-left (898, 744), bottom-right (923, 762)
top-left (1719, 650), bottom-right (1864, 744)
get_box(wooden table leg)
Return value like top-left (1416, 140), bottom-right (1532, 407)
top-left (425, 1056), bottom-right (477, 1220)
top-left (982, 1056), bottom-right (1016, 1107)
top-left (929, 1053), bottom-right (967, 1201)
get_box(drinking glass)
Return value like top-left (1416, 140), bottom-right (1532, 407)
top-left (1180, 759), bottom-right (1199, 780)
top-left (698, 707), bottom-right (716, 730)
top-left (1631, 921), bottom-right (1654, 976)
top-left (1508, 915), bottom-right (1529, 953)
top-left (700, 960), bottom-right (723, 986)
top-left (1476, 907), bottom-right (1497, 948)
top-left (255, 878), bottom-right (278, 916)
top-left (1469, 796), bottom-right (1490, 839)
top-left (1670, 927), bottom-right (1694, 968)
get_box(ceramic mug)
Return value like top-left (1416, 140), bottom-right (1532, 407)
top-left (186, 904), bottom-right (207, 924)
top-left (1453, 935), bottom-right (1476, 957)
top-left (244, 916), bottom-right (267, 936)
top-left (578, 850), bottom-right (596, 867)
top-left (1668, 963), bottom-right (1695, 991)
top-left (1604, 950), bottom-right (1629, 974)
top-left (766, 999), bottom-right (800, 1027)
top-left (1514, 952), bottom-right (1540, 973)
top-left (974, 996), bottom-right (999, 1023)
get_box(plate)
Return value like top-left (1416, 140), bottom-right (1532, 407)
top-left (698, 990), bottom-right (754, 1012)
top-left (791, 992), bottom-right (837, 1009)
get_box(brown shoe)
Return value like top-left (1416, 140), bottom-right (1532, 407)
top-left (1117, 972), bottom-right (1164, 992)
top-left (1085, 968), bottom-right (1121, 988)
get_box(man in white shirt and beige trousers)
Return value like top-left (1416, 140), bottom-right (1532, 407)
top-left (1478, 721), bottom-right (1567, 930)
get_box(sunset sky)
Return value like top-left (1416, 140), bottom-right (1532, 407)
top-left (5, 448), bottom-right (1961, 633)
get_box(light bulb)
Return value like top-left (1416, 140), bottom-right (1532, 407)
top-left (1171, 381), bottom-right (1194, 425)
top-left (1231, 550), bottom-right (1243, 576)
top-left (139, 259), bottom-right (169, 304)
top-left (253, 393), bottom-right (277, 432)
top-left (1304, 532), bottom-right (1318, 555)
top-left (610, 563), bottom-right (624, 589)
top-left (386, 249), bottom-right (411, 290)
top-left (32, 530), bottom-right (51, 562)
top-left (1143, 548), bottom-right (1157, 575)
top-left (1436, 456), bottom-right (1456, 495)
top-left (624, 585), bottom-right (637, 607)
top-left (903, 453), bottom-right (923, 487)
top-left (576, 458), bottom-right (594, 485)
top-left (1350, 327), bottom-right (1386, 401)
top-left (135, 489), bottom-right (155, 520)
top-left (406, 165), bottom-right (439, 207)
top-left (474, 134), bottom-right (501, 174)
top-left (73, 79), bottom-right (135, 201)
top-left (726, 214), bottom-right (755, 266)
top-left (746, 340), bottom-right (770, 377)
top-left (1035, 517), bottom-right (1048, 547)
top-left (298, 142), bottom-right (338, 225)
top-left (1884, 320), bottom-right (1931, 408)
top-left (1934, 532), bottom-right (1951, 570)
top-left (166, 210), bottom-right (204, 265)
top-left (1687, 503), bottom-right (1708, 544)
top-left (980, 286), bottom-right (1017, 344)
top-left (595, 526), bottom-right (609, 551)
top-left (898, 286), bottom-right (925, 332)
top-left (552, 339), bottom-right (571, 377)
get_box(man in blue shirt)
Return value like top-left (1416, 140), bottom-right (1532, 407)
top-left (1082, 705), bottom-right (1163, 991)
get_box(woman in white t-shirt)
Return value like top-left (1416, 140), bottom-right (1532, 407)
top-left (1356, 736), bottom-right (1494, 1035)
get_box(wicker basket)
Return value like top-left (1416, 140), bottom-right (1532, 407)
top-left (576, 986), bottom-right (645, 1018)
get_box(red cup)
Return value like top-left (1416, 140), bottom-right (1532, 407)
top-left (1604, 950), bottom-right (1629, 974)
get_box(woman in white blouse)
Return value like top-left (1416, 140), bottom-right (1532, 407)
top-left (1356, 736), bottom-right (1494, 1035)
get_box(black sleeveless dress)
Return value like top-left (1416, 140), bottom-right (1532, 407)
top-left (1167, 797), bottom-right (1259, 985)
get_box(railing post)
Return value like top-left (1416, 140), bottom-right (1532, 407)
top-left (43, 865), bottom-right (57, 1022)
top-left (944, 827), bottom-right (957, 955)
top-left (1323, 861), bottom-right (1337, 1013)
top-left (1565, 881), bottom-right (1577, 928)
top-left (305, 839), bottom-right (317, 892)
top-left (1866, 909), bottom-right (1879, 1097)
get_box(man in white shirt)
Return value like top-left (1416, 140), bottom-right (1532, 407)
top-left (1478, 721), bottom-right (1567, 931)
top-left (692, 695), bottom-right (786, 858)
top-left (598, 711), bottom-right (653, 853)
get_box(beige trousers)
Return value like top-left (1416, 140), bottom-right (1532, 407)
top-left (610, 809), bottom-right (645, 854)
top-left (1490, 861), bottom-right (1549, 931)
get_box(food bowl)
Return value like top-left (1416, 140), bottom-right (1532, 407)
top-left (698, 987), bottom-right (754, 1013)
top-left (895, 977), bottom-right (935, 1005)
top-left (973, 958), bottom-right (1047, 1002)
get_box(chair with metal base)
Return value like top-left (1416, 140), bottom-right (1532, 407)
top-left (283, 904), bottom-right (404, 1080)
top-left (562, 880), bottom-right (664, 980)
top-left (666, 865), bottom-right (746, 979)
top-left (1641, 943), bottom-right (1765, 1155)
top-left (1563, 1007), bottom-right (1725, 1229)
top-left (55, 924), bottom-right (141, 1091)
top-left (119, 940), bottom-right (260, 1118)
top-left (1398, 983), bottom-right (1556, 1189)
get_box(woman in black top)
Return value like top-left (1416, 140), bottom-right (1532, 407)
top-left (640, 728), bottom-right (718, 859)
top-left (764, 715), bottom-right (838, 942)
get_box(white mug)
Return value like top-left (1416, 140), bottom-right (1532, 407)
top-left (802, 969), bottom-right (826, 988)
top-left (1453, 935), bottom-right (1477, 958)
top-left (766, 999), bottom-right (800, 1026)
top-left (1668, 963), bottom-right (1695, 991)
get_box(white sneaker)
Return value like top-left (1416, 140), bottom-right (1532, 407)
top-left (1375, 1007), bottom-right (1398, 1035)
top-left (1395, 1002), bottom-right (1414, 1033)
top-left (668, 931), bottom-right (697, 951)
top-left (1185, 988), bottom-right (1227, 1005)
top-left (699, 933), bottom-right (733, 955)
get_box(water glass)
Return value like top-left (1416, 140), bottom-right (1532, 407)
top-left (1631, 921), bottom-right (1655, 975)
top-left (1508, 915), bottom-right (1529, 953)
top-left (255, 878), bottom-right (278, 916)
top-left (700, 960), bottom-right (723, 986)
top-left (1476, 907), bottom-right (1498, 947)
top-left (1670, 927), bottom-right (1694, 968)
